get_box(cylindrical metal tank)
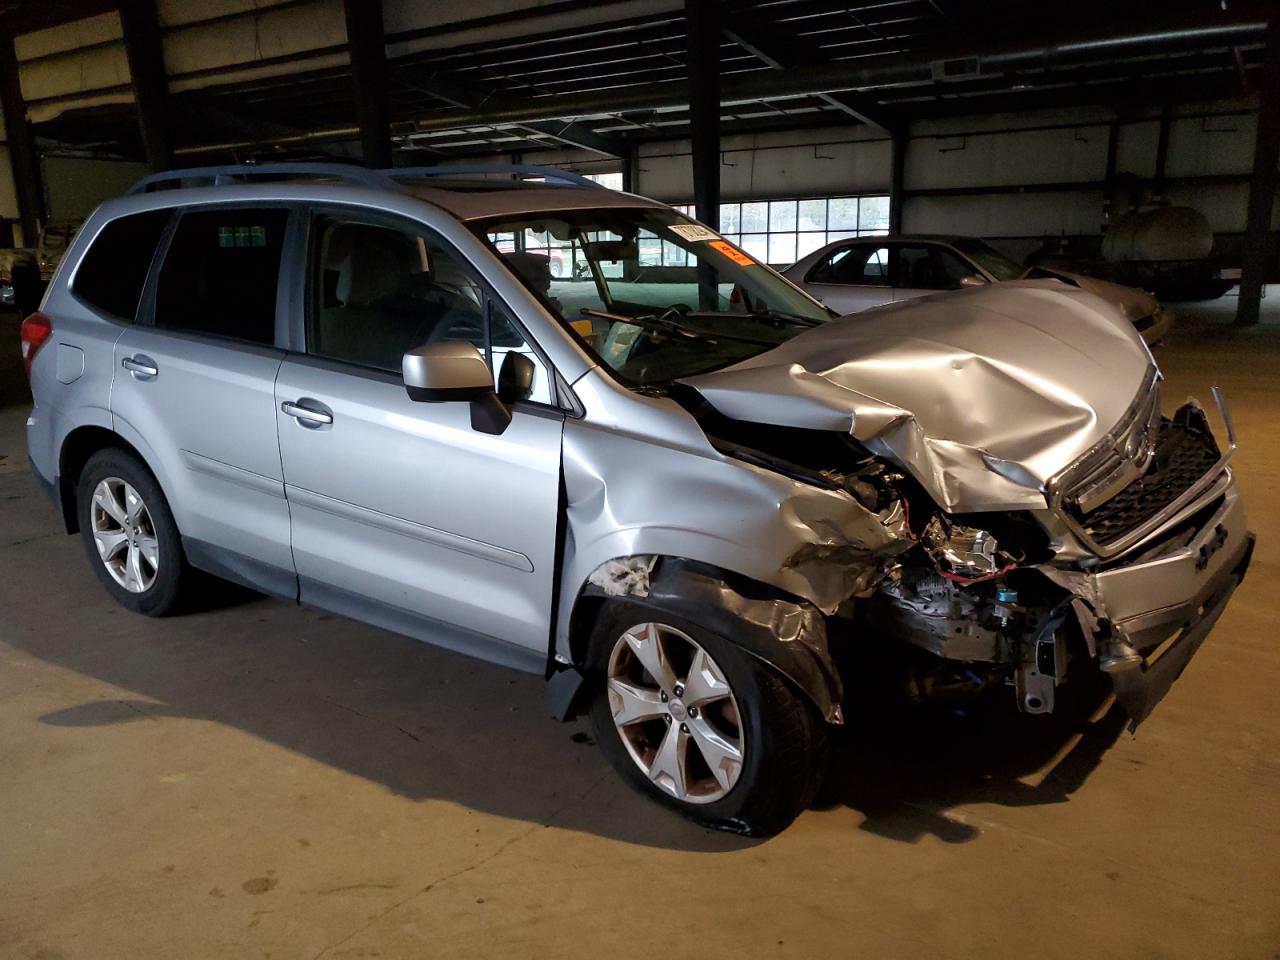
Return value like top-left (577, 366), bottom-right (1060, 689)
top-left (1102, 206), bottom-right (1214, 263)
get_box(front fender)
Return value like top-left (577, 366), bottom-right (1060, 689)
top-left (565, 556), bottom-right (843, 724)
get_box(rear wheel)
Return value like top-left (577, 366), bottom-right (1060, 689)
top-left (588, 601), bottom-right (829, 836)
top-left (76, 449), bottom-right (191, 616)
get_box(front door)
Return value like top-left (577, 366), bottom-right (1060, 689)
top-left (275, 209), bottom-right (564, 670)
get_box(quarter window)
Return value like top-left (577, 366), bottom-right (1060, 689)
top-left (154, 208), bottom-right (288, 344)
top-left (72, 210), bottom-right (171, 321)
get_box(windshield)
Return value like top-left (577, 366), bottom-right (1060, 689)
top-left (474, 207), bottom-right (832, 388)
top-left (951, 238), bottom-right (1027, 282)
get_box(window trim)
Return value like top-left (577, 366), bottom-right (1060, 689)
top-left (138, 200), bottom-right (300, 351)
top-left (295, 203), bottom-right (572, 415)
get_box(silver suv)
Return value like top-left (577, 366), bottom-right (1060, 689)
top-left (22, 164), bottom-right (1253, 835)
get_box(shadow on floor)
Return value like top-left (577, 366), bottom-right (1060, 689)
top-left (823, 670), bottom-right (1126, 844)
top-left (0, 399), bottom-right (1126, 852)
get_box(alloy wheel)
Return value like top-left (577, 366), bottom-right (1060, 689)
top-left (90, 477), bottom-right (159, 594)
top-left (606, 622), bottom-right (745, 804)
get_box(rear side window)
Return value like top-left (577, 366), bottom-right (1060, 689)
top-left (154, 208), bottom-right (288, 345)
top-left (72, 210), bottom-right (171, 321)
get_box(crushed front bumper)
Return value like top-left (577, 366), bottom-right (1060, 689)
top-left (1071, 482), bottom-right (1253, 728)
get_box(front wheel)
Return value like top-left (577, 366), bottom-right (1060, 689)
top-left (588, 602), bottom-right (829, 836)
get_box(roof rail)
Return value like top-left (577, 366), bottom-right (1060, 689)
top-left (385, 164), bottom-right (605, 189)
top-left (127, 162), bottom-right (393, 195)
top-left (126, 161), bottom-right (607, 196)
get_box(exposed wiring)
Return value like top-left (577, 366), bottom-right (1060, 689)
top-left (938, 563), bottom-right (1019, 586)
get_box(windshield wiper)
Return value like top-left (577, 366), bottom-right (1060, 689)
top-left (746, 308), bottom-right (825, 328)
top-left (580, 308), bottom-right (778, 346)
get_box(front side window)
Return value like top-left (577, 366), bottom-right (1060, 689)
top-left (308, 217), bottom-right (551, 403)
top-left (808, 245), bottom-right (890, 286)
top-left (895, 244), bottom-right (975, 291)
top-left (951, 238), bottom-right (1027, 282)
top-left (477, 207), bottom-right (832, 388)
top-left (154, 207), bottom-right (288, 344)
top-left (72, 209), bottom-right (171, 321)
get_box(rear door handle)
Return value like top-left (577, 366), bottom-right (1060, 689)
top-left (121, 354), bottom-right (158, 379)
top-left (281, 400), bottom-right (334, 426)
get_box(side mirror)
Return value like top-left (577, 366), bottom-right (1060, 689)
top-left (959, 274), bottom-right (987, 288)
top-left (402, 342), bottom-right (512, 436)
top-left (497, 351), bottom-right (536, 404)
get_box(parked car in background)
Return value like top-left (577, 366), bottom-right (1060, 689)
top-left (23, 164), bottom-right (1248, 836)
top-left (784, 234), bottom-right (1173, 345)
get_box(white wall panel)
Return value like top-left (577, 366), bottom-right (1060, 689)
top-left (904, 192), bottom-right (1104, 238)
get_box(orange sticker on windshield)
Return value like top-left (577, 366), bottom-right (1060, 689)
top-left (709, 240), bottom-right (755, 267)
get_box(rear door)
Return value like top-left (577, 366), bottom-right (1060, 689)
top-left (801, 242), bottom-right (892, 314)
top-left (110, 204), bottom-right (297, 596)
top-left (274, 207), bottom-right (564, 670)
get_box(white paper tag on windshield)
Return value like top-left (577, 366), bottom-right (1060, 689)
top-left (668, 223), bottom-right (720, 242)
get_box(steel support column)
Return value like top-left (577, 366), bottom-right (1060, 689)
top-left (686, 0), bottom-right (720, 232)
top-left (1238, 18), bottom-right (1280, 326)
top-left (889, 132), bottom-right (907, 234)
top-left (0, 35), bottom-right (44, 244)
top-left (343, 0), bottom-right (392, 169)
top-left (118, 0), bottom-right (173, 170)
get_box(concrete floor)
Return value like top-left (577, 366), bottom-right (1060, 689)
top-left (1, 296), bottom-right (1278, 959)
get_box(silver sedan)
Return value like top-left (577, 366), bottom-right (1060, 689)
top-left (783, 234), bottom-right (1173, 345)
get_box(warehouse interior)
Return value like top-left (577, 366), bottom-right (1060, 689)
top-left (1, 1), bottom-right (1277, 957)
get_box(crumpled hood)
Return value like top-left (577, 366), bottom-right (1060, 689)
top-left (681, 281), bottom-right (1155, 512)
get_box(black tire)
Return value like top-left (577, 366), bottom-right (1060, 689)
top-left (76, 448), bottom-right (191, 617)
top-left (587, 599), bottom-right (830, 836)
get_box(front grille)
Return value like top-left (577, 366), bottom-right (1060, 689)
top-left (1067, 419), bottom-right (1221, 547)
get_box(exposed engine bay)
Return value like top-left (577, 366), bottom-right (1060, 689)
top-left (670, 368), bottom-right (1253, 730)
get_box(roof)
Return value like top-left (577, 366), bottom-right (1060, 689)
top-left (123, 162), bottom-right (671, 221)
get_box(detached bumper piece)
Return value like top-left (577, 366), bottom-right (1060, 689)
top-left (1106, 530), bottom-right (1254, 731)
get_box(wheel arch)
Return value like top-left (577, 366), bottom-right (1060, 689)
top-left (565, 555), bottom-right (844, 724)
top-left (57, 425), bottom-right (157, 534)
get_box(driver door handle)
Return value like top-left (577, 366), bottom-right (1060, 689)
top-left (281, 400), bottom-right (334, 426)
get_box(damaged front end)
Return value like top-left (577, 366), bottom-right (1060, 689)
top-left (665, 286), bottom-right (1255, 729)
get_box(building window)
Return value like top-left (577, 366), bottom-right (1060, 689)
top-left (673, 195), bottom-right (891, 267)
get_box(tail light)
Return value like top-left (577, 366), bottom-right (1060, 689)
top-left (20, 311), bottom-right (53, 380)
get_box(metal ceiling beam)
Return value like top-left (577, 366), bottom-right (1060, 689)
top-left (721, 5), bottom-right (903, 134)
top-left (391, 9), bottom-right (1269, 135)
top-left (395, 69), bottom-right (627, 157)
top-left (516, 119), bottom-right (628, 157)
top-left (172, 7), bottom-right (1268, 157)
